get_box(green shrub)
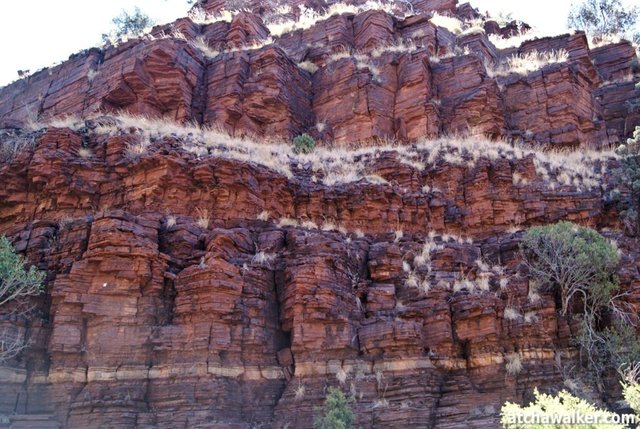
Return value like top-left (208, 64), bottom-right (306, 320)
top-left (0, 235), bottom-right (45, 362)
top-left (314, 387), bottom-right (357, 429)
top-left (622, 377), bottom-right (640, 417)
top-left (293, 134), bottom-right (315, 155)
top-left (522, 222), bottom-right (627, 383)
top-left (567, 0), bottom-right (638, 39)
top-left (0, 236), bottom-right (45, 307)
top-left (102, 7), bottom-right (154, 43)
top-left (501, 389), bottom-right (629, 428)
top-left (521, 221), bottom-right (620, 316)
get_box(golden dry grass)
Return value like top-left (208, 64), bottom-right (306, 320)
top-left (31, 113), bottom-right (616, 193)
top-left (486, 50), bottom-right (569, 78)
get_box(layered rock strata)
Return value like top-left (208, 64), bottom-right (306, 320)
top-left (0, 1), bottom-right (637, 148)
top-left (0, 121), bottom-right (633, 428)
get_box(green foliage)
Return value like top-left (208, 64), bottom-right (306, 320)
top-left (0, 236), bottom-right (45, 307)
top-left (568, 0), bottom-right (639, 39)
top-left (622, 381), bottom-right (640, 416)
top-left (314, 387), bottom-right (357, 429)
top-left (521, 222), bottom-right (620, 316)
top-left (293, 133), bottom-right (316, 155)
top-left (602, 325), bottom-right (640, 371)
top-left (501, 389), bottom-right (628, 428)
top-left (575, 322), bottom-right (640, 383)
top-left (102, 7), bottom-right (154, 43)
top-left (522, 222), bottom-right (626, 383)
top-left (0, 236), bottom-right (45, 362)
top-left (620, 364), bottom-right (640, 418)
top-left (616, 126), bottom-right (640, 235)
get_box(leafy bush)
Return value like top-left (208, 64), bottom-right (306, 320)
top-left (0, 236), bottom-right (44, 307)
top-left (623, 376), bottom-right (640, 417)
top-left (501, 389), bottom-right (628, 428)
top-left (521, 221), bottom-right (620, 316)
top-left (600, 325), bottom-right (640, 372)
top-left (102, 7), bottom-right (154, 43)
top-left (0, 236), bottom-right (45, 362)
top-left (522, 222), bottom-right (629, 383)
top-left (314, 387), bottom-right (357, 429)
top-left (293, 134), bottom-right (315, 155)
top-left (568, 0), bottom-right (639, 39)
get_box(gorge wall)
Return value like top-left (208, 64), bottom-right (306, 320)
top-left (0, 0), bottom-right (640, 428)
top-left (0, 0), bottom-right (638, 148)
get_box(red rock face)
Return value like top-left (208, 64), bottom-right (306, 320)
top-left (1, 0), bottom-right (638, 147)
top-left (0, 120), bottom-right (631, 428)
top-left (0, 1), bottom-right (640, 428)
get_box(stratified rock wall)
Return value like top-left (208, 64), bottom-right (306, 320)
top-left (0, 0), bottom-right (638, 147)
top-left (0, 0), bottom-right (639, 428)
top-left (0, 121), bottom-right (632, 428)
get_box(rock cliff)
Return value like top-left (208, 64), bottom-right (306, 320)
top-left (0, 0), bottom-right (639, 428)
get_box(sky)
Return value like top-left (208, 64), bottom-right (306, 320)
top-left (0, 0), bottom-right (616, 88)
top-left (0, 0), bottom-right (190, 87)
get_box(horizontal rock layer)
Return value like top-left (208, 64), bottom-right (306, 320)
top-left (0, 125), bottom-right (635, 428)
top-left (1, 0), bottom-right (640, 428)
top-left (0, 1), bottom-right (638, 148)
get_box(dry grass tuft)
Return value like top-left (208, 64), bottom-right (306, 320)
top-left (189, 36), bottom-right (220, 58)
top-left (524, 311), bottom-right (538, 324)
top-left (486, 50), bottom-right (569, 78)
top-left (488, 29), bottom-right (573, 50)
top-left (124, 137), bottom-right (151, 159)
top-left (252, 251), bottom-right (277, 266)
top-left (504, 306), bottom-right (522, 321)
top-left (188, 35), bottom-right (273, 59)
top-left (0, 138), bottom-right (36, 163)
top-left (188, 7), bottom-right (234, 25)
top-left (336, 367), bottom-right (349, 385)
top-left (298, 60), bottom-right (319, 73)
top-left (195, 207), bottom-right (210, 229)
top-left (294, 383), bottom-right (306, 401)
top-left (87, 69), bottom-right (99, 83)
top-left (78, 147), bottom-right (93, 159)
top-left (32, 114), bottom-right (615, 193)
top-left (429, 45), bottom-right (471, 63)
top-left (430, 13), bottom-right (463, 34)
top-left (588, 34), bottom-right (623, 49)
top-left (278, 218), bottom-right (299, 227)
top-left (505, 352), bottom-right (523, 375)
top-left (266, 1), bottom-right (397, 37)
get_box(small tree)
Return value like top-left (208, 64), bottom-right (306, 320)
top-left (102, 7), bottom-right (154, 43)
top-left (293, 134), bottom-right (315, 155)
top-left (521, 222), bottom-right (620, 317)
top-left (0, 236), bottom-right (45, 362)
top-left (567, 0), bottom-right (639, 40)
top-left (314, 387), bottom-right (357, 429)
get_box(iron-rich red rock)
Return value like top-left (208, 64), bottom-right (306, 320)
top-left (1, 0), bottom-right (640, 427)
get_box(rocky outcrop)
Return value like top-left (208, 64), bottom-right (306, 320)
top-left (0, 0), bottom-right (638, 147)
top-left (0, 0), bottom-right (640, 428)
top-left (0, 118), bottom-right (631, 428)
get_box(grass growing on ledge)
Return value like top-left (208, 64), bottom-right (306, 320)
top-left (27, 114), bottom-right (616, 192)
top-left (486, 49), bottom-right (569, 78)
top-left (265, 1), bottom-right (399, 37)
